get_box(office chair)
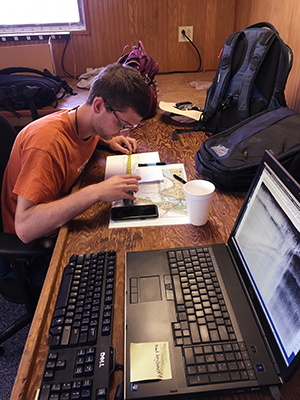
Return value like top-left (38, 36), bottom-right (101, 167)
top-left (0, 114), bottom-right (55, 355)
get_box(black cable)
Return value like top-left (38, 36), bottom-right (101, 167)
top-left (114, 379), bottom-right (124, 400)
top-left (269, 386), bottom-right (282, 400)
top-left (115, 362), bottom-right (124, 371)
top-left (61, 38), bottom-right (78, 79)
top-left (61, 29), bottom-right (201, 79)
top-left (158, 29), bottom-right (202, 75)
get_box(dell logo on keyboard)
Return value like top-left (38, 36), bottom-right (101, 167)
top-left (99, 351), bottom-right (106, 368)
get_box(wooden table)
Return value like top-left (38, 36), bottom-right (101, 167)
top-left (10, 72), bottom-right (300, 400)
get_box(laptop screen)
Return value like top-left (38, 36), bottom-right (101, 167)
top-left (230, 153), bottom-right (300, 370)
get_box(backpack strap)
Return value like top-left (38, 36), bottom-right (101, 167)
top-left (203, 31), bottom-right (244, 123)
top-left (245, 22), bottom-right (278, 34)
top-left (273, 43), bottom-right (293, 106)
top-left (138, 41), bottom-right (146, 54)
top-left (0, 67), bottom-right (45, 76)
top-left (238, 30), bottom-right (277, 121)
top-left (226, 106), bottom-right (296, 146)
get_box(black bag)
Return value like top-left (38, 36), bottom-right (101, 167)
top-left (0, 67), bottom-right (76, 120)
top-left (172, 22), bottom-right (293, 140)
top-left (195, 107), bottom-right (300, 191)
top-left (202, 22), bottom-right (293, 134)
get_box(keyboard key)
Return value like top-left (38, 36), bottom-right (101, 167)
top-left (187, 365), bottom-right (197, 375)
top-left (209, 372), bottom-right (230, 383)
top-left (188, 374), bottom-right (209, 385)
top-left (210, 330), bottom-right (220, 341)
top-left (199, 325), bottom-right (210, 342)
top-left (218, 325), bottom-right (229, 341)
top-left (190, 322), bottom-right (201, 344)
top-left (230, 371), bottom-right (241, 381)
top-left (96, 387), bottom-right (107, 399)
top-left (173, 274), bottom-right (184, 305)
top-left (208, 363), bottom-right (218, 373)
top-left (184, 348), bottom-right (194, 365)
top-left (61, 326), bottom-right (71, 346)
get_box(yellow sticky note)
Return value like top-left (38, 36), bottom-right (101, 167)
top-left (130, 341), bottom-right (172, 382)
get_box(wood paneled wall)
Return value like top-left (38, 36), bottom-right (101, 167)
top-left (50, 0), bottom-right (236, 77)
top-left (1, 0), bottom-right (300, 111)
top-left (0, 1), bottom-right (236, 76)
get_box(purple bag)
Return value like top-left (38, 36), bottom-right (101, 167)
top-left (117, 41), bottom-right (159, 119)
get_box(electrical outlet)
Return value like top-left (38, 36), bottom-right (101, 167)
top-left (178, 26), bottom-right (193, 42)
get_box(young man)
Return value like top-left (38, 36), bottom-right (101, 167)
top-left (0, 63), bottom-right (150, 285)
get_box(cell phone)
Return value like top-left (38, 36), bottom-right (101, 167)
top-left (111, 204), bottom-right (159, 221)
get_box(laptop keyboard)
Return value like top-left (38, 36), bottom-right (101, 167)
top-left (38, 250), bottom-right (116, 400)
top-left (168, 247), bottom-right (256, 385)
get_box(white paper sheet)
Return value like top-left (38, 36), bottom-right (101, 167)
top-left (105, 151), bottom-right (163, 183)
top-left (159, 101), bottom-right (202, 121)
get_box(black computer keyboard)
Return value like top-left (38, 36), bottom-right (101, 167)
top-left (38, 250), bottom-right (116, 400)
top-left (168, 247), bottom-right (255, 385)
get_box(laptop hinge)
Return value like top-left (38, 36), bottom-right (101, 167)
top-left (226, 243), bottom-right (282, 377)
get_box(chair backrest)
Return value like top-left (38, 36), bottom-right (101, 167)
top-left (0, 114), bottom-right (18, 231)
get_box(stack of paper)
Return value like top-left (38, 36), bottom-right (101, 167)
top-left (105, 151), bottom-right (164, 183)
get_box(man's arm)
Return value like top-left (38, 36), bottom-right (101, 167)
top-left (15, 174), bottom-right (141, 243)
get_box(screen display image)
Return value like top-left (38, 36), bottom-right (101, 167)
top-left (233, 164), bottom-right (300, 366)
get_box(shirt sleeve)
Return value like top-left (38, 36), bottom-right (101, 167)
top-left (13, 147), bottom-right (66, 204)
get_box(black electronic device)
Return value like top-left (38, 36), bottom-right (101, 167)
top-left (111, 204), bottom-right (158, 221)
top-left (124, 151), bottom-right (300, 400)
top-left (38, 250), bottom-right (116, 400)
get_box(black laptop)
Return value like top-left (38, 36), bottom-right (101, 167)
top-left (124, 151), bottom-right (300, 399)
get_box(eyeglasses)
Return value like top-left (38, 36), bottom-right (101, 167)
top-left (104, 100), bottom-right (141, 133)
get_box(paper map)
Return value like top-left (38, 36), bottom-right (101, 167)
top-left (109, 164), bottom-right (189, 228)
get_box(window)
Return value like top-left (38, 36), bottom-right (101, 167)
top-left (0, 0), bottom-right (86, 35)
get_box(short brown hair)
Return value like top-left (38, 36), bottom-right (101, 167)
top-left (87, 63), bottom-right (151, 119)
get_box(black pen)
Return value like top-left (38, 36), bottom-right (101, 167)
top-left (138, 162), bottom-right (169, 167)
top-left (173, 174), bottom-right (187, 184)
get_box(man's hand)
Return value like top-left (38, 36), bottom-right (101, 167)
top-left (106, 135), bottom-right (137, 154)
top-left (96, 174), bottom-right (141, 201)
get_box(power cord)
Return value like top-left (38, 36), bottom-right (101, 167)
top-left (61, 37), bottom-right (79, 79)
top-left (158, 28), bottom-right (202, 75)
top-left (114, 363), bottom-right (124, 400)
top-left (269, 386), bottom-right (282, 400)
top-left (61, 29), bottom-right (201, 78)
top-left (114, 380), bottom-right (124, 400)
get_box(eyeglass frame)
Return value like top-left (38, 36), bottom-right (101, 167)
top-left (103, 99), bottom-right (141, 133)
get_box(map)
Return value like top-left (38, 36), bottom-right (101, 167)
top-left (109, 164), bottom-right (189, 228)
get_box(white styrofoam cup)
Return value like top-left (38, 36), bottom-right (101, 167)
top-left (184, 180), bottom-right (215, 226)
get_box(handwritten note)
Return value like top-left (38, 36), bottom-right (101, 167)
top-left (130, 341), bottom-right (172, 382)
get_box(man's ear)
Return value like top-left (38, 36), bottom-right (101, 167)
top-left (93, 97), bottom-right (105, 114)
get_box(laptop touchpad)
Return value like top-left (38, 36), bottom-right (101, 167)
top-left (140, 276), bottom-right (162, 302)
